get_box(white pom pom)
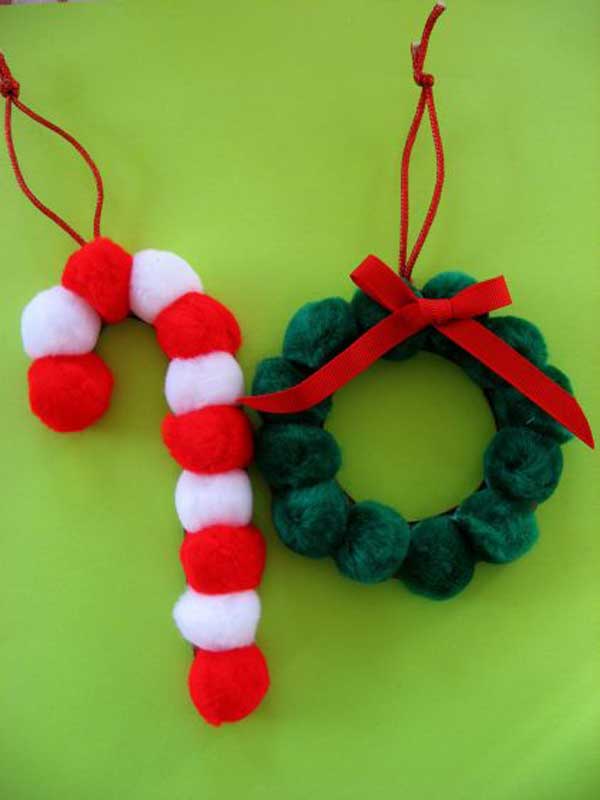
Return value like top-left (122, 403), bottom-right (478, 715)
top-left (173, 588), bottom-right (260, 650)
top-left (165, 352), bottom-right (244, 415)
top-left (175, 470), bottom-right (253, 532)
top-left (21, 286), bottom-right (101, 359)
top-left (130, 249), bottom-right (203, 323)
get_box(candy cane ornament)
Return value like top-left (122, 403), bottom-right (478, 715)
top-left (1, 54), bottom-right (269, 726)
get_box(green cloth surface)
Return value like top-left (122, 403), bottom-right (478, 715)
top-left (0, 2), bottom-right (598, 799)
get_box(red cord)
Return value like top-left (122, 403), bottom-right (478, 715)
top-left (399, 3), bottom-right (446, 280)
top-left (0, 53), bottom-right (104, 247)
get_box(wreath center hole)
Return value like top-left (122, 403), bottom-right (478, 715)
top-left (327, 352), bottom-right (496, 521)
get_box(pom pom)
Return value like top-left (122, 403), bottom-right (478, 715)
top-left (175, 470), bottom-right (253, 531)
top-left (272, 480), bottom-right (349, 557)
top-left (162, 405), bottom-right (253, 473)
top-left (484, 427), bottom-right (563, 503)
top-left (463, 316), bottom-right (548, 388)
top-left (154, 292), bottom-right (241, 359)
top-left (422, 271), bottom-right (479, 361)
top-left (130, 249), bottom-right (203, 323)
top-left (180, 525), bottom-right (266, 594)
top-left (252, 356), bottom-right (332, 426)
top-left (400, 516), bottom-right (475, 600)
top-left (334, 501), bottom-right (410, 583)
top-left (422, 271), bottom-right (477, 300)
top-left (173, 588), bottom-right (260, 650)
top-left (282, 297), bottom-right (358, 370)
top-left (455, 489), bottom-right (538, 563)
top-left (189, 644), bottom-right (269, 726)
top-left (28, 353), bottom-right (113, 432)
top-left (352, 287), bottom-right (426, 361)
top-left (165, 352), bottom-right (244, 415)
top-left (62, 238), bottom-right (132, 323)
top-left (255, 423), bottom-right (341, 490)
top-left (491, 365), bottom-right (574, 444)
top-left (21, 286), bottom-right (101, 359)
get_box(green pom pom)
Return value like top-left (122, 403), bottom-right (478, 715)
top-left (422, 271), bottom-right (477, 299)
top-left (252, 356), bottom-right (332, 426)
top-left (491, 365), bottom-right (574, 443)
top-left (400, 516), bottom-right (475, 600)
top-left (455, 489), bottom-right (538, 563)
top-left (273, 481), bottom-right (349, 558)
top-left (351, 288), bottom-right (426, 361)
top-left (463, 316), bottom-right (548, 388)
top-left (334, 501), bottom-right (410, 584)
top-left (484, 427), bottom-right (563, 503)
top-left (255, 423), bottom-right (341, 490)
top-left (422, 271), bottom-right (478, 362)
top-left (283, 297), bottom-right (357, 370)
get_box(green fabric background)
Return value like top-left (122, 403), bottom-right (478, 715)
top-left (1, 2), bottom-right (598, 798)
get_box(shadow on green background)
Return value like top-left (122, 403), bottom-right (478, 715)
top-left (0, 2), bottom-right (598, 799)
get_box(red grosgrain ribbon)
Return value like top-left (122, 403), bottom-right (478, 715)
top-left (242, 255), bottom-right (594, 448)
top-left (0, 53), bottom-right (104, 246)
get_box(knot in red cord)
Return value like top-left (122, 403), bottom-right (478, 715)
top-left (0, 55), bottom-right (20, 99)
top-left (418, 296), bottom-right (453, 326)
top-left (414, 71), bottom-right (434, 88)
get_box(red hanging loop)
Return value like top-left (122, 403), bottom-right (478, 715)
top-left (0, 53), bottom-right (104, 247)
top-left (398, 2), bottom-right (446, 280)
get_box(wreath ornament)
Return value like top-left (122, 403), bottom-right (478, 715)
top-left (242, 4), bottom-right (594, 599)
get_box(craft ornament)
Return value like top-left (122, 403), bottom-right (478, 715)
top-left (1, 54), bottom-right (269, 726)
top-left (243, 4), bottom-right (594, 599)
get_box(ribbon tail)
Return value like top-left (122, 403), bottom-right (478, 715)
top-left (241, 308), bottom-right (424, 414)
top-left (439, 319), bottom-right (595, 449)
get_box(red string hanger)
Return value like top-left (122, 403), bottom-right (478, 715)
top-left (398, 1), bottom-right (445, 279)
top-left (242, 3), bottom-right (593, 449)
top-left (0, 53), bottom-right (271, 726)
top-left (0, 53), bottom-right (104, 246)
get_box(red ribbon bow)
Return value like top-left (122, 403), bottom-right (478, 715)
top-left (242, 255), bottom-right (594, 449)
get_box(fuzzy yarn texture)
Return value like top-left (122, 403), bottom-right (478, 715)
top-left (455, 489), bottom-right (538, 563)
top-left (189, 645), bottom-right (269, 727)
top-left (272, 480), bottom-right (349, 558)
top-left (335, 501), bottom-right (411, 583)
top-left (62, 238), bottom-right (132, 323)
top-left (401, 516), bottom-right (475, 600)
top-left (21, 285), bottom-right (101, 359)
top-left (352, 286), bottom-right (426, 361)
top-left (491, 365), bottom-right (574, 443)
top-left (173, 588), bottom-right (260, 650)
top-left (283, 297), bottom-right (358, 370)
top-left (165, 352), bottom-right (244, 415)
top-left (180, 525), bottom-right (266, 594)
top-left (484, 427), bottom-right (563, 503)
top-left (175, 470), bottom-right (253, 531)
top-left (252, 356), bottom-right (332, 426)
top-left (255, 423), bottom-right (341, 490)
top-left (154, 291), bottom-right (241, 359)
top-left (28, 353), bottom-right (113, 432)
top-left (162, 405), bottom-right (253, 474)
top-left (129, 249), bottom-right (203, 323)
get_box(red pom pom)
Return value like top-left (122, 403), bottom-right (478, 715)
top-left (180, 525), bottom-right (266, 594)
top-left (28, 353), bottom-right (113, 432)
top-left (154, 292), bottom-right (241, 359)
top-left (62, 237), bottom-right (132, 323)
top-left (189, 645), bottom-right (269, 726)
top-left (162, 405), bottom-right (253, 473)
